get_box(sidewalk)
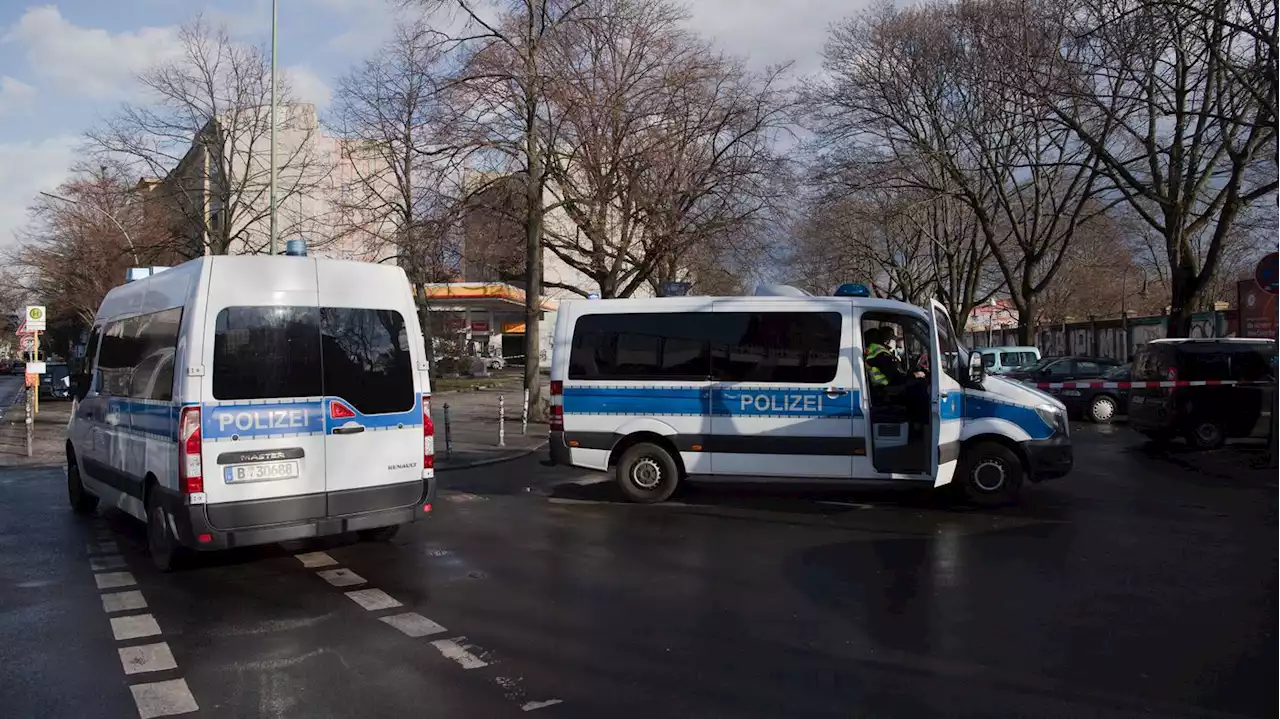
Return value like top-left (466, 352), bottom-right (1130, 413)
top-left (431, 385), bottom-right (549, 471)
top-left (0, 393), bottom-right (69, 467)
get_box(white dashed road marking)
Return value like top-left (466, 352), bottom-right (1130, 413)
top-left (129, 678), bottom-right (200, 719)
top-left (345, 588), bottom-right (403, 611)
top-left (95, 572), bottom-right (136, 590)
top-left (295, 551), bottom-right (338, 568)
top-left (118, 642), bottom-right (178, 675)
top-left (317, 568), bottom-right (366, 587)
top-left (522, 699), bottom-right (564, 711)
top-left (379, 612), bottom-right (448, 637)
top-left (101, 590), bottom-right (148, 613)
top-left (110, 614), bottom-right (162, 641)
top-left (431, 638), bottom-right (489, 669)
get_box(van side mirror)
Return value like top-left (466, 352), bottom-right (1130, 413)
top-left (968, 352), bottom-right (985, 384)
top-left (71, 373), bottom-right (91, 401)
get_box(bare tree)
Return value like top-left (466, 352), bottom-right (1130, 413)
top-left (331, 20), bottom-right (463, 376)
top-left (408, 0), bottom-right (592, 418)
top-left (808, 0), bottom-right (1108, 343)
top-left (1030, 0), bottom-right (1278, 336)
top-left (6, 163), bottom-right (171, 337)
top-left (537, 0), bottom-right (794, 298)
top-left (87, 16), bottom-right (329, 257)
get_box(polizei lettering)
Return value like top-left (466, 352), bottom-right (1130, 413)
top-left (738, 394), bottom-right (823, 413)
top-left (217, 408), bottom-right (310, 433)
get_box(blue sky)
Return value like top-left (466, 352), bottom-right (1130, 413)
top-left (0, 0), bottom-right (858, 249)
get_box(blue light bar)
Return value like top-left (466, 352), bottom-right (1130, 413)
top-left (834, 283), bottom-right (871, 298)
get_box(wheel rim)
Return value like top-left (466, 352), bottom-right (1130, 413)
top-left (1195, 422), bottom-right (1222, 445)
top-left (972, 458), bottom-right (1006, 492)
top-left (1092, 398), bottom-right (1115, 421)
top-left (630, 457), bottom-right (662, 490)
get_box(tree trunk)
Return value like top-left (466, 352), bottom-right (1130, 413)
top-left (523, 141), bottom-right (545, 422)
top-left (1166, 265), bottom-right (1197, 338)
top-left (1016, 298), bottom-right (1037, 346)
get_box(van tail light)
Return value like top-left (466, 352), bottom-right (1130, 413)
top-left (179, 406), bottom-right (203, 494)
top-left (549, 381), bottom-right (564, 431)
top-left (423, 397), bottom-right (435, 471)
top-left (330, 400), bottom-right (356, 419)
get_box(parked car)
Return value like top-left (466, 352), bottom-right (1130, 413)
top-left (1129, 338), bottom-right (1276, 449)
top-left (38, 362), bottom-right (71, 400)
top-left (9, 361), bottom-right (25, 376)
top-left (976, 346), bottom-right (1041, 375)
top-left (1003, 356), bottom-right (1123, 384)
top-left (1052, 364), bottom-right (1131, 423)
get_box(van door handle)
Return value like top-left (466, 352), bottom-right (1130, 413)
top-left (332, 426), bottom-right (365, 435)
top-left (824, 388), bottom-right (849, 397)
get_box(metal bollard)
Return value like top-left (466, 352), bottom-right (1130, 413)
top-left (521, 388), bottom-right (529, 436)
top-left (498, 394), bottom-right (506, 447)
top-left (443, 402), bottom-right (453, 460)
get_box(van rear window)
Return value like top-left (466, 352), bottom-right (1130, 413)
top-left (213, 306), bottom-right (415, 413)
top-left (214, 307), bottom-right (324, 401)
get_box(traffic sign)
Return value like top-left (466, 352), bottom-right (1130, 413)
top-left (26, 361), bottom-right (46, 375)
top-left (1255, 252), bottom-right (1278, 295)
top-left (24, 306), bottom-right (46, 331)
top-left (19, 336), bottom-right (34, 352)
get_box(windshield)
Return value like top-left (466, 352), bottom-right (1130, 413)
top-left (1102, 364), bottom-right (1129, 380)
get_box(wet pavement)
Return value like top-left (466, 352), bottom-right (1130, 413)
top-left (0, 412), bottom-right (1274, 718)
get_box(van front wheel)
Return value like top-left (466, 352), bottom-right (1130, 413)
top-left (957, 442), bottom-right (1024, 507)
top-left (615, 442), bottom-right (680, 504)
top-left (67, 459), bottom-right (98, 515)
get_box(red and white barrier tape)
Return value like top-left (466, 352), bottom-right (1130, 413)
top-left (1024, 379), bottom-right (1272, 389)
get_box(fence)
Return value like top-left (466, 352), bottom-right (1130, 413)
top-left (966, 310), bottom-right (1237, 360)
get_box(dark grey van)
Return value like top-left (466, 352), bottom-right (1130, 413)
top-left (1129, 338), bottom-right (1276, 449)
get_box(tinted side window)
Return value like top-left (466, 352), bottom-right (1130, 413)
top-left (716, 312), bottom-right (841, 384)
top-left (320, 308), bottom-right (415, 414)
top-left (213, 307), bottom-right (323, 400)
top-left (1076, 360), bottom-right (1101, 376)
top-left (81, 326), bottom-right (103, 377)
top-left (569, 313), bottom-right (713, 381)
top-left (983, 353), bottom-right (997, 367)
top-left (1047, 360), bottom-right (1074, 377)
top-left (98, 317), bottom-right (144, 396)
top-left (1233, 345), bottom-right (1277, 382)
top-left (1175, 347), bottom-right (1232, 381)
top-left (130, 308), bottom-right (182, 401)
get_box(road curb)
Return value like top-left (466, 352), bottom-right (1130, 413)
top-left (435, 441), bottom-right (548, 473)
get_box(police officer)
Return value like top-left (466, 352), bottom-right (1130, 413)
top-left (864, 328), bottom-right (908, 387)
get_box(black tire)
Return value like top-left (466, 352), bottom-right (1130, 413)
top-left (615, 442), bottom-right (680, 504)
top-left (956, 442), bottom-right (1024, 507)
top-left (147, 493), bottom-right (184, 572)
top-left (67, 457), bottom-right (98, 514)
top-left (358, 525), bottom-right (401, 542)
top-left (1186, 418), bottom-right (1226, 450)
top-left (1088, 395), bottom-right (1119, 424)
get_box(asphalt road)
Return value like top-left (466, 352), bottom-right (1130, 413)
top-left (0, 417), bottom-right (1274, 718)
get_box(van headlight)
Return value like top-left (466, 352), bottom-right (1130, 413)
top-left (1036, 404), bottom-right (1068, 436)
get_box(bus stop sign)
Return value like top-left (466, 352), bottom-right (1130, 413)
top-left (1256, 252), bottom-right (1278, 295)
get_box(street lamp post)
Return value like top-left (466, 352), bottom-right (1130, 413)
top-left (269, 0), bottom-right (279, 255)
top-left (39, 191), bottom-right (140, 265)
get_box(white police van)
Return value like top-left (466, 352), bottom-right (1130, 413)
top-left (66, 254), bottom-right (435, 569)
top-left (548, 284), bottom-right (1071, 505)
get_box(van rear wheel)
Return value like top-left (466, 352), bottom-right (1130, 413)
top-left (615, 442), bottom-right (680, 504)
top-left (956, 442), bottom-right (1023, 507)
top-left (1186, 419), bottom-right (1226, 450)
top-left (67, 458), bottom-right (98, 515)
top-left (147, 495), bottom-right (184, 572)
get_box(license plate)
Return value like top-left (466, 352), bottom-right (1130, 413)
top-left (224, 460), bottom-right (300, 484)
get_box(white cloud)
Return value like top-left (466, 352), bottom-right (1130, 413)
top-left (0, 135), bottom-right (79, 249)
top-left (0, 76), bottom-right (35, 115)
top-left (286, 65), bottom-right (333, 109)
top-left (685, 0), bottom-right (868, 75)
top-left (1, 6), bottom-right (183, 99)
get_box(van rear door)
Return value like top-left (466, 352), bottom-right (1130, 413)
top-left (316, 263), bottom-right (423, 514)
top-left (202, 260), bottom-right (328, 526)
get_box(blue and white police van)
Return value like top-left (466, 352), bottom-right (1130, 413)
top-left (66, 253), bottom-right (435, 569)
top-left (548, 284), bottom-right (1072, 505)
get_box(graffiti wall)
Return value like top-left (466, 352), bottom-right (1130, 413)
top-left (970, 310), bottom-right (1236, 359)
